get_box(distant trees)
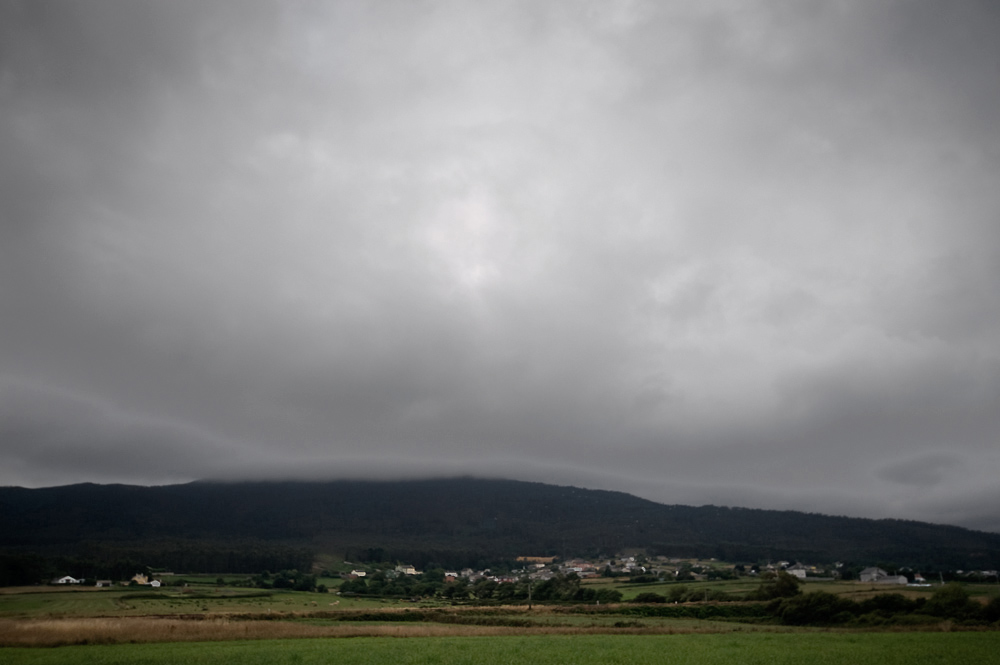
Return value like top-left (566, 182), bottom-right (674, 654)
top-left (675, 562), bottom-right (695, 581)
top-left (439, 578), bottom-right (468, 599)
top-left (517, 574), bottom-right (622, 603)
top-left (338, 577), bottom-right (368, 594)
top-left (254, 569), bottom-right (317, 591)
top-left (336, 571), bottom-right (623, 604)
top-left (923, 583), bottom-right (981, 620)
top-left (767, 584), bottom-right (1000, 626)
top-left (772, 591), bottom-right (856, 625)
top-left (705, 568), bottom-right (736, 581)
top-left (0, 553), bottom-right (49, 587)
top-left (747, 571), bottom-right (801, 600)
top-left (632, 592), bottom-right (667, 603)
top-left (628, 585), bottom-right (731, 605)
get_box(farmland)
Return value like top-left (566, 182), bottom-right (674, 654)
top-left (1, 571), bottom-right (998, 665)
top-left (3, 633), bottom-right (1000, 665)
top-left (0, 584), bottom-right (402, 619)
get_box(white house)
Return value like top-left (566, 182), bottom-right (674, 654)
top-left (859, 567), bottom-right (888, 582)
top-left (785, 564), bottom-right (808, 579)
top-left (859, 567), bottom-right (907, 584)
top-left (53, 576), bottom-right (80, 584)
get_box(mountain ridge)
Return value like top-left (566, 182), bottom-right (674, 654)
top-left (1, 477), bottom-right (998, 570)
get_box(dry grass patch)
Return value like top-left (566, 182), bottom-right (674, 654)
top-left (0, 617), bottom-right (508, 646)
top-left (0, 614), bottom-right (765, 647)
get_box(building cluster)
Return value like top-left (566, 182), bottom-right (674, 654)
top-left (51, 558), bottom-right (997, 588)
top-left (49, 572), bottom-right (169, 587)
top-left (339, 555), bottom-right (989, 588)
top-left (342, 554), bottom-right (734, 585)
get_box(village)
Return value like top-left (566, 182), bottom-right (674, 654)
top-left (337, 555), bottom-right (993, 589)
top-left (45, 554), bottom-right (999, 591)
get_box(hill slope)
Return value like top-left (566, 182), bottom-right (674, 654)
top-left (1, 478), bottom-right (998, 569)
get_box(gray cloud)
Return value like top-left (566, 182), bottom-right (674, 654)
top-left (878, 453), bottom-right (961, 488)
top-left (1, 1), bottom-right (998, 531)
top-left (0, 378), bottom-right (243, 486)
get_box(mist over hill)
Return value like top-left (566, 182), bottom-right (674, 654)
top-left (2, 478), bottom-right (998, 571)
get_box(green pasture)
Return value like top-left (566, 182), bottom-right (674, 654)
top-left (2, 577), bottom-right (995, 619)
top-left (0, 589), bottom-right (123, 617)
top-left (297, 611), bottom-right (785, 632)
top-left (584, 578), bottom-right (759, 601)
top-left (3, 632), bottom-right (999, 664)
top-left (588, 576), bottom-right (999, 603)
top-left (0, 588), bottom-right (407, 618)
top-left (170, 574), bottom-right (250, 585)
top-left (316, 576), bottom-right (344, 589)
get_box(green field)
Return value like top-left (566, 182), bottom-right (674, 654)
top-left (583, 577), bottom-right (760, 601)
top-left (0, 586), bottom-right (416, 618)
top-left (584, 576), bottom-right (999, 604)
top-left (3, 632), bottom-right (999, 665)
top-left (2, 578), bottom-right (996, 621)
top-left (2, 576), bottom-right (997, 661)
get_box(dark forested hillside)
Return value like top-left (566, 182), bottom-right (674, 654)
top-left (1, 478), bottom-right (998, 571)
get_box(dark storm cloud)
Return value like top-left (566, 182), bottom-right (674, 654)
top-left (1, 1), bottom-right (998, 530)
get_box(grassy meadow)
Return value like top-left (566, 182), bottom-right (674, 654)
top-left (1, 575), bottom-right (997, 663)
top-left (6, 576), bottom-right (990, 620)
top-left (583, 574), bottom-right (1000, 604)
top-left (0, 584), bottom-right (417, 619)
top-left (3, 633), bottom-right (1000, 665)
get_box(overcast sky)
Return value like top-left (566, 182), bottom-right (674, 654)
top-left (2, 1), bottom-right (999, 531)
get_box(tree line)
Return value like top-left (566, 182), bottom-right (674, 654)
top-left (623, 572), bottom-right (1000, 627)
top-left (340, 570), bottom-right (623, 604)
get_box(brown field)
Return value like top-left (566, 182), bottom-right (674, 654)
top-left (0, 614), bottom-right (786, 648)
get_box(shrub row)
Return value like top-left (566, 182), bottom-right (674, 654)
top-left (770, 585), bottom-right (1000, 626)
